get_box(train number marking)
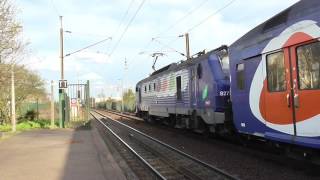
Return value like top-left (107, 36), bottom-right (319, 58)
top-left (219, 91), bottom-right (230, 96)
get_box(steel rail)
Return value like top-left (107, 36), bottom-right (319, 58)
top-left (91, 112), bottom-right (166, 180)
top-left (94, 110), bottom-right (239, 180)
top-left (103, 109), bottom-right (143, 121)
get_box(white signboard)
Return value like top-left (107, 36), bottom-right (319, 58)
top-left (59, 80), bottom-right (68, 89)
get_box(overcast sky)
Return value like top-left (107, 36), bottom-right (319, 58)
top-left (16, 0), bottom-right (299, 98)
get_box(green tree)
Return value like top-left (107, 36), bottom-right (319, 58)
top-left (0, 64), bottom-right (46, 124)
top-left (123, 89), bottom-right (136, 112)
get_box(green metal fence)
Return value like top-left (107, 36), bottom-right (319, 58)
top-left (63, 80), bottom-right (90, 125)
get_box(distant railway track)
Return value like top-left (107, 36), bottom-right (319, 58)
top-left (91, 110), bottom-right (238, 180)
top-left (102, 109), bottom-right (143, 121)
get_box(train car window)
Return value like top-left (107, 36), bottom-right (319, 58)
top-left (197, 64), bottom-right (202, 79)
top-left (176, 76), bottom-right (182, 100)
top-left (266, 51), bottom-right (286, 92)
top-left (297, 41), bottom-right (320, 90)
top-left (236, 63), bottom-right (245, 90)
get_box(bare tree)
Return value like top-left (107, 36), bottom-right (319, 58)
top-left (0, 0), bottom-right (25, 64)
top-left (0, 0), bottom-right (45, 124)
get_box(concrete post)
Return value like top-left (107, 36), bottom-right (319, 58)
top-left (51, 80), bottom-right (55, 128)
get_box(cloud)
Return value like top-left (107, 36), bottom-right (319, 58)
top-left (69, 50), bottom-right (112, 64)
top-left (79, 72), bottom-right (103, 81)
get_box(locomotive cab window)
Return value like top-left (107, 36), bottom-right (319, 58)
top-left (266, 51), bottom-right (286, 92)
top-left (197, 64), bottom-right (203, 79)
top-left (297, 41), bottom-right (320, 90)
top-left (236, 63), bottom-right (245, 90)
top-left (176, 76), bottom-right (182, 100)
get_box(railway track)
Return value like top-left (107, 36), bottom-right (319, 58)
top-left (91, 110), bottom-right (238, 180)
top-left (103, 109), bottom-right (143, 121)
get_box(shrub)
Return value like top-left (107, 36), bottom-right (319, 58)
top-left (24, 110), bottom-right (38, 120)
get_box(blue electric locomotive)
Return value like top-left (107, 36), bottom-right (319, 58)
top-left (135, 46), bottom-right (231, 133)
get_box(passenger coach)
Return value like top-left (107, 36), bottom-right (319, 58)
top-left (229, 0), bottom-right (320, 149)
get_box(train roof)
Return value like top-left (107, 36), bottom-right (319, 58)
top-left (229, 0), bottom-right (320, 60)
top-left (136, 45), bottom-right (228, 85)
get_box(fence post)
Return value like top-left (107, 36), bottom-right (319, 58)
top-left (86, 80), bottom-right (90, 121)
top-left (59, 90), bottom-right (65, 128)
top-left (65, 95), bottom-right (70, 123)
top-left (51, 80), bottom-right (55, 128)
top-left (36, 98), bottom-right (39, 120)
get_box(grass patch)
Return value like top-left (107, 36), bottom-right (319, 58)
top-left (66, 120), bottom-right (91, 129)
top-left (0, 124), bottom-right (12, 132)
top-left (0, 119), bottom-right (58, 132)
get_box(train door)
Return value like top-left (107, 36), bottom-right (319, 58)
top-left (264, 40), bottom-right (320, 137)
top-left (190, 67), bottom-right (197, 107)
top-left (264, 50), bottom-right (295, 135)
top-left (289, 41), bottom-right (320, 137)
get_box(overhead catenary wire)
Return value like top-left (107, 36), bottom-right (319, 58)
top-left (113, 0), bottom-right (136, 38)
top-left (64, 36), bottom-right (112, 57)
top-left (152, 38), bottom-right (186, 57)
top-left (187, 0), bottom-right (237, 32)
top-left (105, 0), bottom-right (135, 54)
top-left (155, 0), bottom-right (237, 58)
top-left (127, 0), bottom-right (236, 75)
top-left (50, 0), bottom-right (61, 16)
top-left (157, 0), bottom-right (209, 36)
top-left (129, 0), bottom-right (210, 65)
top-left (109, 0), bottom-right (147, 57)
top-left (156, 35), bottom-right (184, 55)
top-left (135, 0), bottom-right (209, 58)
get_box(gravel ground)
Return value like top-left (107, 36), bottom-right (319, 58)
top-left (98, 110), bottom-right (320, 180)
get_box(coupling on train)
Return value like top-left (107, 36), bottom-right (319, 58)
top-left (135, 0), bottom-right (320, 157)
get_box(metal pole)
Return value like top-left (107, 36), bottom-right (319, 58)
top-left (51, 80), bottom-right (55, 128)
top-left (60, 16), bottom-right (64, 80)
top-left (86, 80), bottom-right (90, 121)
top-left (59, 16), bottom-right (65, 128)
top-left (185, 33), bottom-right (190, 59)
top-left (11, 64), bottom-right (16, 132)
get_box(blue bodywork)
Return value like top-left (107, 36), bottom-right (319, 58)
top-left (229, 0), bottom-right (320, 149)
top-left (136, 46), bottom-right (230, 127)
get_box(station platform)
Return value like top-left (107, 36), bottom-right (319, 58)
top-left (0, 125), bottom-right (127, 180)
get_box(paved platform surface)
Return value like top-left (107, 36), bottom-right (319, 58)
top-left (0, 127), bottom-right (127, 180)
